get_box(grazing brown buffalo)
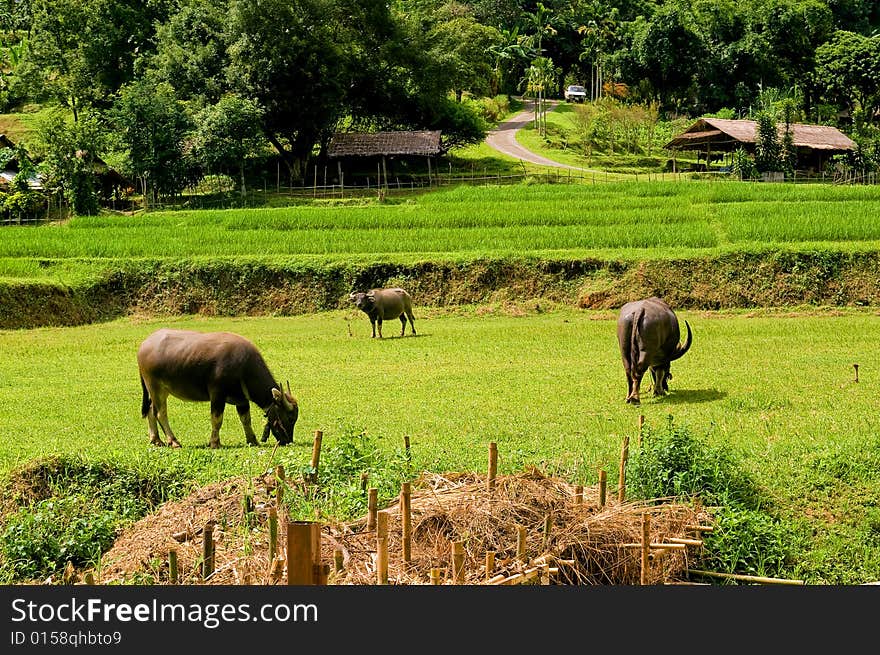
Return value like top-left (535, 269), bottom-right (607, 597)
top-left (349, 287), bottom-right (416, 338)
top-left (617, 297), bottom-right (692, 405)
top-left (137, 329), bottom-right (298, 448)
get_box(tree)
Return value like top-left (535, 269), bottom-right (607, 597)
top-left (631, 2), bottom-right (708, 112)
top-left (34, 110), bottom-right (106, 215)
top-left (110, 77), bottom-right (192, 205)
top-left (488, 26), bottom-right (534, 96)
top-left (15, 0), bottom-right (170, 119)
top-left (814, 30), bottom-right (880, 121)
top-left (225, 0), bottom-right (347, 181)
top-left (148, 0), bottom-right (230, 105)
top-left (425, 3), bottom-right (502, 102)
top-left (754, 110), bottom-right (783, 174)
top-left (190, 95), bottom-right (265, 194)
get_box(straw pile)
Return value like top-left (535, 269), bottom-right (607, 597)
top-left (94, 467), bottom-right (711, 586)
top-left (327, 468), bottom-right (710, 585)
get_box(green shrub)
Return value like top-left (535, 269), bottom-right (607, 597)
top-left (279, 424), bottom-right (411, 521)
top-left (0, 455), bottom-right (193, 582)
top-left (629, 417), bottom-right (803, 581)
top-left (1, 497), bottom-right (118, 581)
top-left (628, 416), bottom-right (760, 508)
top-left (697, 506), bottom-right (803, 579)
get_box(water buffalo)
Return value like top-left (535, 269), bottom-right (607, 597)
top-left (617, 297), bottom-right (692, 405)
top-left (349, 287), bottom-right (416, 338)
top-left (137, 328), bottom-right (298, 448)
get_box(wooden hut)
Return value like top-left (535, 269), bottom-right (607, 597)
top-left (327, 130), bottom-right (443, 188)
top-left (664, 118), bottom-right (855, 173)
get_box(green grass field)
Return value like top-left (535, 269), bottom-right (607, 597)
top-left (1, 306), bottom-right (878, 582)
top-left (2, 182), bottom-right (880, 280)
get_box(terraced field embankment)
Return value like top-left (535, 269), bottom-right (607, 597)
top-left (2, 249), bottom-right (880, 329)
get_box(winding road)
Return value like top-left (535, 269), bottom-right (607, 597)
top-left (485, 98), bottom-right (592, 171)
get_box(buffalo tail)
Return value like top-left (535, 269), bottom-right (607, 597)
top-left (140, 376), bottom-right (152, 418)
top-left (670, 320), bottom-right (693, 361)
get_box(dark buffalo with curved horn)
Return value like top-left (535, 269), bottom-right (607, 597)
top-left (349, 287), bottom-right (416, 338)
top-left (137, 329), bottom-right (298, 448)
top-left (617, 297), bottom-right (692, 405)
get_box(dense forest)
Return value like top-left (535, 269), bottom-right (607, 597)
top-left (0, 0), bottom-right (878, 213)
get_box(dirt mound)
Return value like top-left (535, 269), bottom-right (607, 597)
top-left (94, 468), bottom-right (710, 586)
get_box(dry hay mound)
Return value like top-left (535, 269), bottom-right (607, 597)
top-left (95, 468), bottom-right (710, 586)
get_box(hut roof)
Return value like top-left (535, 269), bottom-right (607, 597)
top-left (664, 118), bottom-right (856, 152)
top-left (328, 130), bottom-right (443, 158)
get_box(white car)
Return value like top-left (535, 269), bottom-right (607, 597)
top-left (564, 85), bottom-right (587, 103)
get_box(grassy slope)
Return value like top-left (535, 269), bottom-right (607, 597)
top-left (1, 307), bottom-right (878, 582)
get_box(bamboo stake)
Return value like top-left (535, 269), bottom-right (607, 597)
top-left (621, 542), bottom-right (687, 550)
top-left (401, 482), bottom-right (412, 563)
top-left (430, 568), bottom-right (442, 585)
top-left (638, 414), bottom-right (645, 447)
top-left (487, 442), bottom-right (497, 492)
top-left (275, 464), bottom-right (285, 509)
top-left (686, 524), bottom-right (714, 533)
top-left (598, 469), bottom-right (607, 508)
top-left (451, 540), bottom-right (466, 584)
top-left (485, 551), bottom-right (496, 580)
top-left (376, 511), bottom-right (389, 585)
top-left (853, 363), bottom-right (859, 382)
top-left (640, 512), bottom-right (650, 585)
top-left (686, 569), bottom-right (805, 585)
top-left (201, 522), bottom-right (214, 580)
top-left (367, 488), bottom-right (378, 531)
top-left (542, 514), bottom-right (553, 550)
top-left (360, 472), bottom-right (369, 494)
top-left (574, 485), bottom-right (584, 505)
top-left (287, 521), bottom-right (318, 585)
top-left (666, 537), bottom-right (704, 546)
top-left (333, 548), bottom-right (344, 573)
top-left (168, 549), bottom-right (178, 584)
top-left (268, 506), bottom-right (278, 563)
top-left (308, 430), bottom-right (323, 483)
top-left (268, 557), bottom-right (284, 584)
top-left (404, 435), bottom-right (411, 459)
top-left (618, 435), bottom-right (629, 502)
top-left (516, 525), bottom-right (527, 562)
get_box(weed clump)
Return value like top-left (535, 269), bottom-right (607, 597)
top-left (0, 455), bottom-right (192, 583)
top-left (629, 417), bottom-right (804, 581)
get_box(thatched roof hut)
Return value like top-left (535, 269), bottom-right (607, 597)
top-left (328, 130), bottom-right (443, 158)
top-left (327, 130), bottom-right (443, 187)
top-left (664, 118), bottom-right (855, 172)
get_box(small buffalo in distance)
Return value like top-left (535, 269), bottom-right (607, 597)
top-left (617, 297), bottom-right (692, 405)
top-left (137, 328), bottom-right (298, 448)
top-left (349, 287), bottom-right (416, 338)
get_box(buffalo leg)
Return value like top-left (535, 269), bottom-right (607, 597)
top-left (376, 318), bottom-right (383, 338)
top-left (627, 371), bottom-right (644, 405)
top-left (399, 315), bottom-right (407, 337)
top-left (152, 394), bottom-right (182, 448)
top-left (146, 406), bottom-right (164, 447)
top-left (370, 318), bottom-right (377, 338)
top-left (209, 398), bottom-right (225, 449)
top-left (652, 366), bottom-right (669, 396)
top-left (236, 403), bottom-right (259, 446)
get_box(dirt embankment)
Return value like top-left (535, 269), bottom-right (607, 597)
top-left (3, 250), bottom-right (879, 329)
